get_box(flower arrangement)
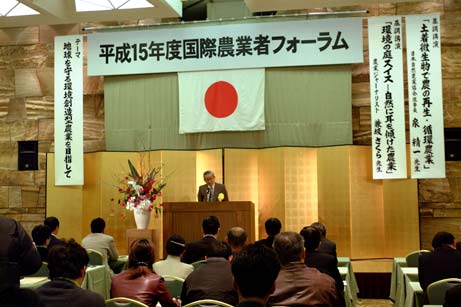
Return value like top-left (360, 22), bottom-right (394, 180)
top-left (117, 159), bottom-right (166, 213)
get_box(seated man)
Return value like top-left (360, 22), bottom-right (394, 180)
top-left (256, 218), bottom-right (282, 249)
top-left (226, 227), bottom-right (247, 261)
top-left (44, 216), bottom-right (64, 248)
top-left (267, 232), bottom-right (339, 307)
top-left (82, 217), bottom-right (119, 273)
top-left (419, 231), bottom-right (461, 292)
top-left (0, 217), bottom-right (41, 301)
top-left (310, 222), bottom-right (337, 258)
top-left (301, 226), bottom-right (345, 307)
top-left (231, 244), bottom-right (281, 307)
top-left (36, 239), bottom-right (105, 307)
top-left (181, 216), bottom-right (220, 264)
top-left (181, 241), bottom-right (238, 306)
top-left (153, 234), bottom-right (194, 279)
top-left (32, 224), bottom-right (52, 262)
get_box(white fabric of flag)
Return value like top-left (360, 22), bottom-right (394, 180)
top-left (178, 69), bottom-right (265, 134)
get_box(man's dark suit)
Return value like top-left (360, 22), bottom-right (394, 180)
top-left (36, 279), bottom-right (105, 307)
top-left (181, 236), bottom-right (217, 264)
top-left (318, 237), bottom-right (337, 258)
top-left (305, 251), bottom-right (346, 307)
top-left (197, 183), bottom-right (229, 202)
top-left (48, 235), bottom-right (64, 249)
top-left (418, 246), bottom-right (461, 292)
top-left (181, 257), bottom-right (238, 306)
top-left (444, 283), bottom-right (461, 307)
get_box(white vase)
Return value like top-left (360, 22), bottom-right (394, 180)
top-left (133, 208), bottom-right (151, 229)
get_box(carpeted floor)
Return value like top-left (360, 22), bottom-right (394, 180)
top-left (357, 299), bottom-right (393, 307)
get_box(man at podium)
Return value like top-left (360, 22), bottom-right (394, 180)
top-left (197, 170), bottom-right (229, 202)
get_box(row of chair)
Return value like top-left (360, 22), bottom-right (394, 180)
top-left (106, 298), bottom-right (233, 307)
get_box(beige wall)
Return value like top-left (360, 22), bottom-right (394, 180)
top-left (47, 146), bottom-right (419, 258)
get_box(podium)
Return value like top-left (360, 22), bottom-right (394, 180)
top-left (162, 201), bottom-right (255, 256)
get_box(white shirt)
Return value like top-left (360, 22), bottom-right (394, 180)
top-left (153, 255), bottom-right (194, 279)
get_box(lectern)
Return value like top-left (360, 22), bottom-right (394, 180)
top-left (162, 201), bottom-right (255, 256)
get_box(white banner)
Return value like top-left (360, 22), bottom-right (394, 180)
top-left (368, 16), bottom-right (407, 179)
top-left (54, 35), bottom-right (84, 185)
top-left (87, 18), bottom-right (363, 76)
top-left (406, 15), bottom-right (445, 178)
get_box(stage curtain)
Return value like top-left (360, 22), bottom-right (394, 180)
top-left (104, 66), bottom-right (352, 151)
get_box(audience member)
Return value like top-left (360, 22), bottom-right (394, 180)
top-left (418, 231), bottom-right (461, 292)
top-left (267, 232), bottom-right (339, 307)
top-left (181, 240), bottom-right (238, 306)
top-left (1, 287), bottom-right (43, 307)
top-left (310, 222), bottom-right (337, 258)
top-left (82, 217), bottom-right (119, 273)
top-left (111, 239), bottom-right (179, 307)
top-left (36, 239), bottom-right (105, 307)
top-left (44, 217), bottom-right (64, 248)
top-left (231, 244), bottom-right (281, 307)
top-left (32, 224), bottom-right (52, 262)
top-left (444, 283), bottom-right (461, 307)
top-left (256, 218), bottom-right (282, 249)
top-left (153, 234), bottom-right (193, 279)
top-left (226, 227), bottom-right (247, 261)
top-left (0, 216), bottom-right (41, 306)
top-left (181, 216), bottom-right (221, 264)
top-left (301, 226), bottom-right (345, 307)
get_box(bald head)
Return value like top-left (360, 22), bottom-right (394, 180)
top-left (227, 227), bottom-right (248, 249)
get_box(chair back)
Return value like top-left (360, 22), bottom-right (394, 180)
top-left (163, 275), bottom-right (184, 298)
top-left (182, 299), bottom-right (234, 307)
top-left (427, 278), bottom-right (461, 304)
top-left (191, 260), bottom-right (207, 270)
top-left (28, 262), bottom-right (49, 277)
top-left (87, 248), bottom-right (104, 266)
top-left (106, 297), bottom-right (148, 307)
top-left (405, 250), bottom-right (430, 267)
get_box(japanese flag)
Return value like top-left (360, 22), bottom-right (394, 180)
top-left (178, 68), bottom-right (265, 134)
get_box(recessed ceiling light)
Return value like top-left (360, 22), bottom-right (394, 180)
top-left (7, 3), bottom-right (39, 17)
top-left (75, 0), bottom-right (153, 12)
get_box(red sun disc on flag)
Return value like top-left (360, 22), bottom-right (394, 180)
top-left (204, 81), bottom-right (238, 118)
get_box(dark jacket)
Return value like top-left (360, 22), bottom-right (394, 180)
top-left (111, 269), bottom-right (178, 307)
top-left (181, 235), bottom-right (217, 264)
top-left (0, 217), bottom-right (41, 291)
top-left (48, 235), bottom-right (64, 249)
top-left (197, 183), bottom-right (229, 202)
top-left (36, 279), bottom-right (105, 307)
top-left (418, 246), bottom-right (461, 292)
top-left (305, 251), bottom-right (345, 307)
top-left (444, 283), bottom-right (461, 307)
top-left (181, 257), bottom-right (238, 306)
top-left (256, 236), bottom-right (275, 249)
top-left (318, 237), bottom-right (337, 258)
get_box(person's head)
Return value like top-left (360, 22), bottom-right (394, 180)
top-left (202, 215), bottom-right (220, 235)
top-left (166, 234), bottom-right (186, 256)
top-left (310, 222), bottom-right (327, 237)
top-left (265, 218), bottom-right (282, 237)
top-left (226, 227), bottom-right (247, 250)
top-left (273, 232), bottom-right (304, 265)
top-left (128, 239), bottom-right (156, 269)
top-left (203, 170), bottom-right (216, 186)
top-left (47, 239), bottom-right (89, 283)
top-left (208, 240), bottom-right (232, 260)
top-left (90, 217), bottom-right (105, 233)
top-left (44, 216), bottom-right (60, 235)
top-left (231, 244), bottom-right (281, 302)
top-left (300, 226), bottom-right (321, 252)
top-left (432, 231), bottom-right (455, 249)
top-left (32, 224), bottom-right (51, 246)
